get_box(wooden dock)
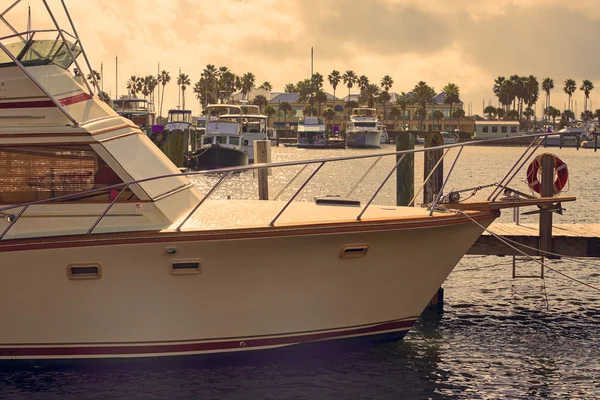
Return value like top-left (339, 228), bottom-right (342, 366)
top-left (469, 223), bottom-right (600, 258)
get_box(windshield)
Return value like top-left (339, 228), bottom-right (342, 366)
top-left (0, 38), bottom-right (82, 69)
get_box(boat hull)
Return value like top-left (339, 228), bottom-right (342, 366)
top-left (346, 131), bottom-right (382, 148)
top-left (185, 145), bottom-right (248, 170)
top-left (0, 211), bottom-right (496, 363)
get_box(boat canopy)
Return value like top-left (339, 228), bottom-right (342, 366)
top-left (0, 38), bottom-right (82, 69)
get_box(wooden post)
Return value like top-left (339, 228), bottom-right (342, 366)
top-left (595, 133), bottom-right (598, 152)
top-left (423, 132), bottom-right (444, 204)
top-left (254, 140), bottom-right (270, 200)
top-left (423, 131), bottom-right (444, 309)
top-left (577, 135), bottom-right (580, 150)
top-left (396, 133), bottom-right (414, 206)
top-left (539, 154), bottom-right (554, 266)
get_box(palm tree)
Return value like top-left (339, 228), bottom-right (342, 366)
top-left (157, 70), bottom-right (170, 117)
top-left (380, 75), bottom-right (393, 92)
top-left (258, 81), bottom-right (273, 92)
top-left (581, 110), bottom-right (594, 122)
top-left (252, 94), bottom-right (267, 113)
top-left (322, 107), bottom-right (335, 130)
top-left (240, 72), bottom-right (256, 100)
top-left (358, 84), bottom-right (380, 108)
top-left (193, 79), bottom-right (204, 110)
top-left (413, 81), bottom-right (436, 130)
top-left (395, 92), bottom-right (411, 130)
top-left (496, 107), bottom-right (505, 120)
top-left (389, 107), bottom-right (401, 130)
top-left (314, 90), bottom-right (328, 116)
top-left (279, 101), bottom-right (293, 126)
top-left (542, 77), bottom-right (554, 110)
top-left (357, 75), bottom-right (369, 92)
top-left (484, 105), bottom-right (497, 120)
top-left (378, 90), bottom-right (391, 124)
top-left (413, 106), bottom-right (427, 130)
top-left (564, 79), bottom-right (577, 110)
top-left (126, 76), bottom-right (138, 96)
top-left (505, 109), bottom-right (519, 121)
top-left (580, 79), bottom-right (594, 111)
top-left (545, 106), bottom-right (560, 128)
top-left (493, 76), bottom-right (514, 112)
top-left (284, 83), bottom-right (296, 93)
top-left (342, 70), bottom-right (357, 112)
top-left (86, 70), bottom-right (101, 90)
top-left (523, 106), bottom-right (534, 131)
top-left (452, 108), bottom-right (466, 130)
top-left (561, 109), bottom-right (575, 126)
top-left (523, 75), bottom-right (539, 111)
top-left (432, 110), bottom-right (444, 130)
top-left (442, 83), bottom-right (460, 130)
top-left (218, 71), bottom-right (236, 103)
top-left (345, 100), bottom-right (359, 115)
top-left (594, 109), bottom-right (600, 126)
top-left (264, 105), bottom-right (276, 128)
top-left (328, 70), bottom-right (341, 110)
top-left (177, 72), bottom-right (191, 110)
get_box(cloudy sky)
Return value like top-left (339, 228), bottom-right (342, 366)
top-left (7, 0), bottom-right (600, 116)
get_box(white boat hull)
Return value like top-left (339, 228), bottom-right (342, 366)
top-left (0, 209), bottom-right (495, 362)
top-left (346, 131), bottom-right (382, 148)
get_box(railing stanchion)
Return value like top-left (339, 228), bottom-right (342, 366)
top-left (429, 146), bottom-right (464, 216)
top-left (273, 164), bottom-right (309, 201)
top-left (87, 184), bottom-right (129, 235)
top-left (270, 162), bottom-right (325, 227)
top-left (175, 172), bottom-right (232, 232)
top-left (356, 154), bottom-right (407, 221)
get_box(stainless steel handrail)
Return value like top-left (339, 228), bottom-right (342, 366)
top-left (0, 133), bottom-right (555, 239)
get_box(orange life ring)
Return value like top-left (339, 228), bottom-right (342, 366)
top-left (526, 153), bottom-right (568, 195)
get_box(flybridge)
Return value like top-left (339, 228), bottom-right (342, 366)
top-left (0, 0), bottom-right (101, 126)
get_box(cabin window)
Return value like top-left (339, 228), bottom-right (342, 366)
top-left (492, 126), bottom-right (498, 133)
top-left (202, 136), bottom-right (213, 145)
top-left (216, 136), bottom-right (227, 144)
top-left (0, 145), bottom-right (138, 204)
top-left (501, 126), bottom-right (507, 133)
top-left (511, 126), bottom-right (517, 133)
top-left (482, 126), bottom-right (489, 133)
top-left (229, 137), bottom-right (240, 146)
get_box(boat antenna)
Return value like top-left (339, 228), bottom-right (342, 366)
top-left (26, 5), bottom-right (31, 41)
top-left (310, 46), bottom-right (314, 117)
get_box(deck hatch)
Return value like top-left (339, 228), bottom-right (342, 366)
top-left (67, 264), bottom-right (101, 280)
top-left (171, 261), bottom-right (201, 275)
top-left (340, 244), bottom-right (369, 259)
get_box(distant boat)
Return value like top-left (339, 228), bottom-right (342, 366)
top-left (185, 104), bottom-right (248, 170)
top-left (111, 96), bottom-right (155, 134)
top-left (239, 104), bottom-right (268, 162)
top-left (543, 127), bottom-right (587, 147)
top-left (297, 116), bottom-right (327, 148)
top-left (346, 107), bottom-right (383, 148)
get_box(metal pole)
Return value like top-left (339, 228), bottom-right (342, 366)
top-left (270, 162), bottom-right (324, 226)
top-left (0, 204), bottom-right (28, 240)
top-left (86, 184), bottom-right (130, 235)
top-left (356, 154), bottom-right (407, 221)
top-left (60, 0), bottom-right (100, 94)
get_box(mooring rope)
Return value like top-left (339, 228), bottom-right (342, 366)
top-left (456, 210), bottom-right (600, 293)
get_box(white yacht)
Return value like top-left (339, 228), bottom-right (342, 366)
top-left (543, 126), bottom-right (587, 147)
top-left (240, 104), bottom-right (268, 162)
top-left (185, 104), bottom-right (248, 170)
top-left (0, 1), bottom-right (571, 364)
top-left (346, 108), bottom-right (384, 148)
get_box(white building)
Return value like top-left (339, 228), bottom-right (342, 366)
top-left (474, 121), bottom-right (520, 139)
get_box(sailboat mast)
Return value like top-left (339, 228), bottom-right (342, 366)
top-left (115, 56), bottom-right (118, 99)
top-left (311, 47), bottom-right (314, 116)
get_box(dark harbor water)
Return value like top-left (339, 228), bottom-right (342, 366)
top-left (1, 145), bottom-right (599, 399)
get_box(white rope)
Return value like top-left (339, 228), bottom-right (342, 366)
top-left (455, 210), bottom-right (600, 293)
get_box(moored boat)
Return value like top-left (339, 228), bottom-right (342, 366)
top-left (346, 108), bottom-right (383, 148)
top-left (0, 1), bottom-right (574, 365)
top-left (297, 116), bottom-right (327, 148)
top-left (240, 104), bottom-right (268, 162)
top-left (184, 104), bottom-right (248, 170)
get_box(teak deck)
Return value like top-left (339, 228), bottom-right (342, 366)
top-left (469, 222), bottom-right (600, 258)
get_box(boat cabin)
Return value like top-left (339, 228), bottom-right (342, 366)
top-left (352, 108), bottom-right (377, 118)
top-left (474, 121), bottom-right (520, 139)
top-left (112, 97), bottom-right (155, 130)
top-left (200, 105), bottom-right (243, 148)
top-left (167, 109), bottom-right (192, 124)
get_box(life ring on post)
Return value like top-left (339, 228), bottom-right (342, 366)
top-left (526, 153), bottom-right (568, 195)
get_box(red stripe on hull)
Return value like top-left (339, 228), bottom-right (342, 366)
top-left (0, 319), bottom-right (416, 358)
top-left (0, 93), bottom-right (92, 109)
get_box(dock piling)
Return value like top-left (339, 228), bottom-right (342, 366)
top-left (396, 133), bottom-right (414, 206)
top-left (254, 140), bottom-right (271, 200)
top-left (423, 132), bottom-right (444, 204)
top-left (539, 154), bottom-right (554, 263)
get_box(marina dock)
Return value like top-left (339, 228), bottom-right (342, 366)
top-left (469, 222), bottom-right (600, 258)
